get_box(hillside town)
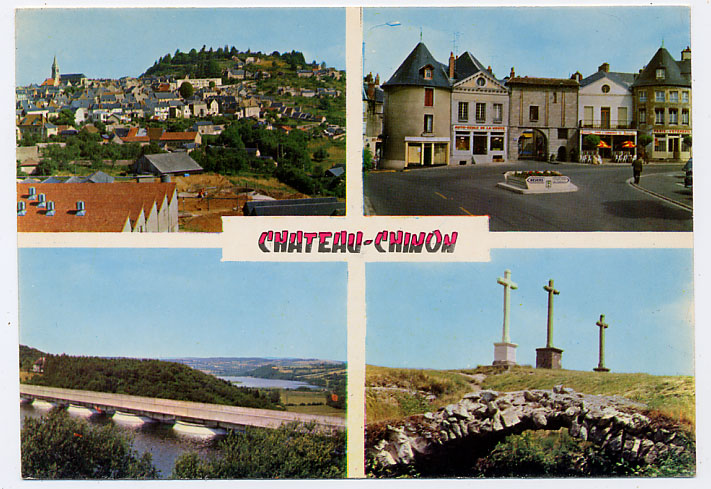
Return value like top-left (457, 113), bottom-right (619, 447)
top-left (16, 48), bottom-right (346, 231)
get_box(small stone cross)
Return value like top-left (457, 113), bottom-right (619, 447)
top-left (594, 314), bottom-right (610, 372)
top-left (543, 279), bottom-right (560, 348)
top-left (497, 269), bottom-right (518, 343)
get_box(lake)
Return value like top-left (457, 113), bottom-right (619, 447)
top-left (219, 376), bottom-right (322, 390)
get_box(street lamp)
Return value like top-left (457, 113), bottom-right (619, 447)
top-left (363, 21), bottom-right (401, 79)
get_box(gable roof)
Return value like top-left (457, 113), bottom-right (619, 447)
top-left (580, 70), bottom-right (637, 90)
top-left (383, 42), bottom-right (451, 89)
top-left (454, 51), bottom-right (490, 80)
top-left (17, 182), bottom-right (176, 232)
top-left (139, 152), bottom-right (203, 174)
top-left (632, 47), bottom-right (690, 88)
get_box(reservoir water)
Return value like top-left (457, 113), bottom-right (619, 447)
top-left (20, 402), bottom-right (222, 479)
top-left (219, 376), bottom-right (322, 390)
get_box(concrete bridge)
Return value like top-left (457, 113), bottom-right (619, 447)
top-left (20, 384), bottom-right (345, 432)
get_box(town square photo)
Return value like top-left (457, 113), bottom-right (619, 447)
top-left (363, 6), bottom-right (693, 230)
top-left (15, 7), bottom-right (346, 232)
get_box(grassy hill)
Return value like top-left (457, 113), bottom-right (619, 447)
top-left (366, 365), bottom-right (695, 430)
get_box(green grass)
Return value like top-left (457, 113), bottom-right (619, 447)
top-left (366, 365), bottom-right (695, 430)
top-left (307, 139), bottom-right (346, 172)
top-left (280, 390), bottom-right (345, 418)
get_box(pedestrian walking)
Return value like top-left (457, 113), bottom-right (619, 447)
top-left (632, 156), bottom-right (644, 184)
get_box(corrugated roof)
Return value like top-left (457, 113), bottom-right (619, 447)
top-left (632, 47), bottom-right (690, 88)
top-left (17, 182), bottom-right (176, 232)
top-left (140, 152), bottom-right (203, 174)
top-left (383, 42), bottom-right (451, 89)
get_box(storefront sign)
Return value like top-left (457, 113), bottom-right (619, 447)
top-left (454, 125), bottom-right (506, 131)
top-left (580, 129), bottom-right (636, 136)
top-left (653, 129), bottom-right (691, 135)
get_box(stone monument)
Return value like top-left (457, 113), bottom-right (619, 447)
top-left (536, 279), bottom-right (563, 369)
top-left (493, 269), bottom-right (518, 366)
top-left (593, 314), bottom-right (610, 372)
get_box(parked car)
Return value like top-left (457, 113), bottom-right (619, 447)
top-left (683, 158), bottom-right (692, 188)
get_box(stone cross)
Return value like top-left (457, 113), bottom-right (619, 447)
top-left (497, 269), bottom-right (518, 343)
top-left (543, 279), bottom-right (560, 348)
top-left (594, 314), bottom-right (610, 372)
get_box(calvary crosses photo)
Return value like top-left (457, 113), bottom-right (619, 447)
top-left (493, 271), bottom-right (613, 372)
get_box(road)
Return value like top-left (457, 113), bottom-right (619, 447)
top-left (364, 162), bottom-right (692, 231)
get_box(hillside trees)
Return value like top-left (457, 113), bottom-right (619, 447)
top-left (178, 81), bottom-right (194, 99)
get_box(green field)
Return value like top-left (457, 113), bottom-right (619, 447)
top-left (280, 389), bottom-right (345, 418)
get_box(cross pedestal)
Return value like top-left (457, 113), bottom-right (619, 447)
top-left (494, 342), bottom-right (518, 366)
top-left (536, 347), bottom-right (563, 369)
top-left (494, 269), bottom-right (518, 366)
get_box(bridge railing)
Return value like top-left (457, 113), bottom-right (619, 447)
top-left (20, 384), bottom-right (345, 431)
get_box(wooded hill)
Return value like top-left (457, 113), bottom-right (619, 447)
top-left (20, 346), bottom-right (282, 410)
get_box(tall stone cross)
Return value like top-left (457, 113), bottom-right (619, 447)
top-left (593, 314), bottom-right (610, 372)
top-left (497, 269), bottom-right (518, 343)
top-left (543, 279), bottom-right (560, 348)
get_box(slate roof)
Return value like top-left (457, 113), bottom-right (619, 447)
top-left (580, 70), bottom-right (637, 89)
top-left (506, 77), bottom-right (579, 88)
top-left (632, 47), bottom-right (690, 88)
top-left (17, 182), bottom-right (176, 232)
top-left (138, 152), bottom-right (203, 174)
top-left (383, 42), bottom-right (451, 89)
top-left (454, 51), bottom-right (490, 81)
top-left (362, 83), bottom-right (384, 103)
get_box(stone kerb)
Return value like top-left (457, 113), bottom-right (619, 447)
top-left (368, 386), bottom-right (693, 471)
top-left (497, 171), bottom-right (579, 194)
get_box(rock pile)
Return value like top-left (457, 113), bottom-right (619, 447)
top-left (369, 385), bottom-right (693, 470)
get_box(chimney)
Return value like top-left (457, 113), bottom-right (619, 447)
top-left (682, 47), bottom-right (691, 61)
top-left (28, 186), bottom-right (36, 200)
top-left (374, 73), bottom-right (380, 85)
top-left (76, 201), bottom-right (86, 216)
top-left (17, 201), bottom-right (26, 216)
top-left (449, 52), bottom-right (455, 79)
top-left (509, 67), bottom-right (516, 79)
top-left (571, 71), bottom-right (582, 83)
top-left (367, 72), bottom-right (375, 100)
top-left (46, 201), bottom-right (55, 216)
top-left (598, 62), bottom-right (610, 73)
top-left (37, 193), bottom-right (46, 208)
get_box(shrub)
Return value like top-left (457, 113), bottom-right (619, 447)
top-left (21, 409), bottom-right (158, 479)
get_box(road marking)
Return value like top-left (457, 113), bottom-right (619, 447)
top-left (459, 207), bottom-right (474, 216)
top-left (435, 191), bottom-right (448, 200)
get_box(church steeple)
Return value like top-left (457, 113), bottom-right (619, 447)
top-left (51, 55), bottom-right (60, 84)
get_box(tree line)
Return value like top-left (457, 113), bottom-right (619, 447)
top-left (23, 352), bottom-right (283, 410)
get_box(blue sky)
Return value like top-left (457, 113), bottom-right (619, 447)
top-left (19, 248), bottom-right (347, 361)
top-left (364, 6), bottom-right (691, 83)
top-left (366, 249), bottom-right (694, 376)
top-left (15, 8), bottom-right (345, 86)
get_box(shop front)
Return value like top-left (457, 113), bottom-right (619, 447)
top-left (651, 129), bottom-right (691, 161)
top-left (452, 125), bottom-right (507, 165)
top-left (579, 128), bottom-right (637, 162)
top-left (403, 137), bottom-right (450, 167)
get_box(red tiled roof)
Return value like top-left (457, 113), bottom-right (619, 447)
top-left (160, 131), bottom-right (198, 141)
top-left (121, 127), bottom-right (150, 143)
top-left (17, 182), bottom-right (176, 232)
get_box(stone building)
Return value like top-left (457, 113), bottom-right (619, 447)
top-left (380, 43), bottom-right (451, 169)
top-left (577, 63), bottom-right (637, 161)
top-left (506, 75), bottom-right (579, 162)
top-left (450, 52), bottom-right (509, 165)
top-left (632, 47), bottom-right (691, 161)
top-left (363, 73), bottom-right (384, 162)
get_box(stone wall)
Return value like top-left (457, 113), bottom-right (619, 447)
top-left (368, 386), bottom-right (693, 472)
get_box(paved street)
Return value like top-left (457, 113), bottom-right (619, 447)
top-left (364, 162), bottom-right (692, 231)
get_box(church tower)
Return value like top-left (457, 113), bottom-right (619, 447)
top-left (51, 56), bottom-right (60, 84)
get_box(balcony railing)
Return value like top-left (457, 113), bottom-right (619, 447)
top-left (578, 120), bottom-right (637, 130)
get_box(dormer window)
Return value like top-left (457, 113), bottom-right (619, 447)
top-left (420, 64), bottom-right (434, 80)
top-left (656, 68), bottom-right (666, 80)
